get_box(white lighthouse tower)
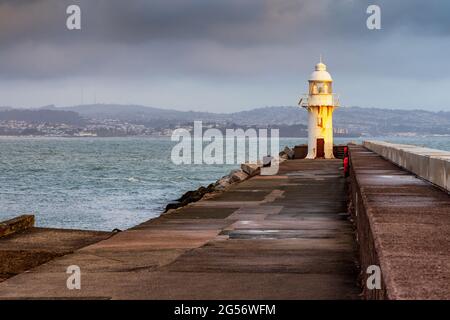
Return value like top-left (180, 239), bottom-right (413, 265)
top-left (299, 58), bottom-right (339, 159)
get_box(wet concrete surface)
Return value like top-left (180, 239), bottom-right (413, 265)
top-left (0, 159), bottom-right (360, 299)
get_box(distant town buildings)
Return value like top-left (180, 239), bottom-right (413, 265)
top-left (0, 119), bottom-right (164, 137)
top-left (0, 118), bottom-right (362, 138)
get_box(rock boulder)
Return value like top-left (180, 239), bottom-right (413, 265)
top-left (241, 163), bottom-right (261, 176)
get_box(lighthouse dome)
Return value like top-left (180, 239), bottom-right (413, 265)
top-left (309, 61), bottom-right (333, 82)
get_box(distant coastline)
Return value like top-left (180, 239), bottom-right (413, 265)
top-left (1, 104), bottom-right (449, 137)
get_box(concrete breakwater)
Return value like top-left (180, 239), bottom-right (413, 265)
top-left (0, 142), bottom-right (448, 299)
top-left (0, 225), bottom-right (112, 283)
top-left (0, 150), bottom-right (359, 299)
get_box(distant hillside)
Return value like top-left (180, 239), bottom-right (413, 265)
top-left (56, 104), bottom-right (228, 123)
top-left (0, 109), bottom-right (85, 125)
top-left (334, 107), bottom-right (450, 136)
top-left (229, 106), bottom-right (450, 135)
top-left (2, 104), bottom-right (449, 136)
top-left (58, 104), bottom-right (450, 136)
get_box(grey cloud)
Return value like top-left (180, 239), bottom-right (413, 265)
top-left (0, 0), bottom-right (449, 95)
top-left (3, 0), bottom-right (449, 46)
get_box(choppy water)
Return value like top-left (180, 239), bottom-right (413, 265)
top-left (0, 136), bottom-right (449, 231)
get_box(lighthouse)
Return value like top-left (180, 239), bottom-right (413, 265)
top-left (299, 58), bottom-right (339, 159)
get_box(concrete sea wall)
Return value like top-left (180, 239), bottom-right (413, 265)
top-left (348, 143), bottom-right (450, 299)
top-left (0, 215), bottom-right (34, 239)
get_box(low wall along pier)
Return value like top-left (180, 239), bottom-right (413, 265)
top-left (363, 140), bottom-right (450, 192)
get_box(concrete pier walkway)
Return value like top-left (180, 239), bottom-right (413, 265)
top-left (0, 159), bottom-right (359, 299)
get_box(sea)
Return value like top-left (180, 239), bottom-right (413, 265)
top-left (0, 136), bottom-right (449, 231)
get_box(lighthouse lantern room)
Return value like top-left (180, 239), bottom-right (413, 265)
top-left (299, 58), bottom-right (339, 159)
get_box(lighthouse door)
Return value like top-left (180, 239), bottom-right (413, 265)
top-left (316, 138), bottom-right (325, 158)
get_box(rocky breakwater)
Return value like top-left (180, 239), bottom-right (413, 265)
top-left (279, 146), bottom-right (295, 160)
top-left (164, 164), bottom-right (259, 212)
top-left (164, 146), bottom-right (295, 213)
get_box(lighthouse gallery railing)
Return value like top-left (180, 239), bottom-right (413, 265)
top-left (298, 94), bottom-right (340, 108)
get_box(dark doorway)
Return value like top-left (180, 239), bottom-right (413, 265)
top-left (316, 138), bottom-right (325, 158)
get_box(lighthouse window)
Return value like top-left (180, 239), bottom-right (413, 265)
top-left (317, 83), bottom-right (325, 93)
top-left (310, 82), bottom-right (332, 94)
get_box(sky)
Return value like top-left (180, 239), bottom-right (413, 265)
top-left (0, 0), bottom-right (450, 112)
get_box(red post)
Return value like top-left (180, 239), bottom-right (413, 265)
top-left (343, 156), bottom-right (349, 177)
